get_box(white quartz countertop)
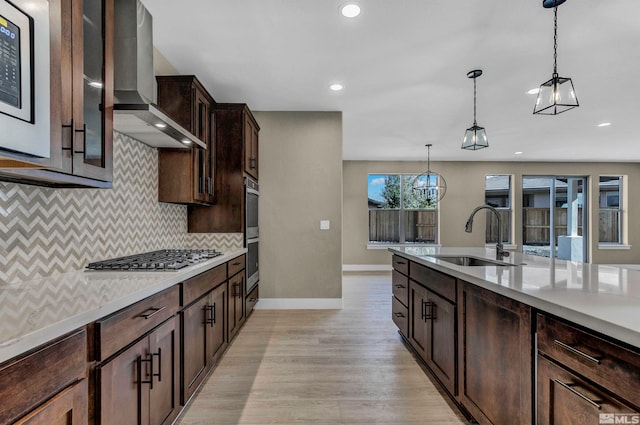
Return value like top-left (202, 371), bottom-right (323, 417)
top-left (0, 249), bottom-right (246, 364)
top-left (390, 247), bottom-right (640, 349)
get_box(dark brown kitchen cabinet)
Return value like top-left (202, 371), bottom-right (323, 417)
top-left (180, 282), bottom-right (227, 405)
top-left (537, 355), bottom-right (638, 425)
top-left (457, 281), bottom-right (532, 425)
top-left (98, 317), bottom-right (180, 425)
top-left (408, 279), bottom-right (456, 395)
top-left (0, 0), bottom-right (114, 187)
top-left (157, 75), bottom-right (215, 205)
top-left (536, 313), bottom-right (640, 422)
top-left (228, 270), bottom-right (246, 341)
top-left (14, 380), bottom-right (87, 425)
top-left (0, 329), bottom-right (87, 425)
top-left (244, 113), bottom-right (259, 180)
top-left (188, 103), bottom-right (259, 233)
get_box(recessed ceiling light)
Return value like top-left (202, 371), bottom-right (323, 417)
top-left (597, 122), bottom-right (612, 127)
top-left (154, 123), bottom-right (167, 129)
top-left (514, 151), bottom-right (523, 155)
top-left (340, 3), bottom-right (361, 18)
top-left (329, 83), bottom-right (344, 91)
top-left (527, 88), bottom-right (540, 95)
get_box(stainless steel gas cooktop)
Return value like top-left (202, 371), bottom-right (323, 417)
top-left (86, 249), bottom-right (223, 271)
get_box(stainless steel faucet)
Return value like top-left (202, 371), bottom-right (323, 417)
top-left (465, 205), bottom-right (510, 261)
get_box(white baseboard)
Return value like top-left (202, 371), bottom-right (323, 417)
top-left (342, 264), bottom-right (392, 272)
top-left (254, 298), bottom-right (343, 310)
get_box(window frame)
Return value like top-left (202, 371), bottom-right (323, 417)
top-left (484, 174), bottom-right (512, 245)
top-left (598, 176), bottom-right (623, 245)
top-left (367, 173), bottom-right (439, 245)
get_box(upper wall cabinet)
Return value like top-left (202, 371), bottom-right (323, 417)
top-left (188, 103), bottom-right (259, 233)
top-left (0, 0), bottom-right (114, 188)
top-left (156, 75), bottom-right (215, 205)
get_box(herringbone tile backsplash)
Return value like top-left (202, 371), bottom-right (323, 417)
top-left (0, 133), bottom-right (242, 285)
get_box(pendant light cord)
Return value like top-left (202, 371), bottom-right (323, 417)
top-left (553, 5), bottom-right (558, 76)
top-left (473, 76), bottom-right (477, 125)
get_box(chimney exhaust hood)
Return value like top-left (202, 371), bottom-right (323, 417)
top-left (112, 0), bottom-right (205, 149)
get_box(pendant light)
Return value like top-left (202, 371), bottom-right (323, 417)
top-left (412, 144), bottom-right (447, 205)
top-left (462, 69), bottom-right (489, 150)
top-left (533, 0), bottom-right (578, 115)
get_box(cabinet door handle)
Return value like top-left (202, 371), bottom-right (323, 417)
top-left (553, 380), bottom-right (602, 410)
top-left (554, 340), bottom-right (602, 365)
top-left (208, 177), bottom-right (213, 195)
top-left (394, 312), bottom-right (405, 318)
top-left (74, 123), bottom-right (87, 154)
top-left (204, 304), bottom-right (215, 327)
top-left (421, 300), bottom-right (436, 321)
top-left (139, 306), bottom-right (166, 320)
top-left (139, 355), bottom-right (154, 390)
top-left (61, 119), bottom-right (74, 152)
top-left (153, 348), bottom-right (162, 383)
top-left (250, 157), bottom-right (257, 169)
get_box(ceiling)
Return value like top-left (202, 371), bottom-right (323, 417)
top-left (144, 0), bottom-right (640, 162)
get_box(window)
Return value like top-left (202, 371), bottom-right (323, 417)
top-left (368, 174), bottom-right (437, 244)
top-left (599, 176), bottom-right (622, 244)
top-left (485, 175), bottom-right (511, 244)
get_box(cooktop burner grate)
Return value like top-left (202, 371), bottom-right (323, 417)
top-left (86, 249), bottom-right (223, 271)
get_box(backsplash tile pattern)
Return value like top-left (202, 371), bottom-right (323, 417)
top-left (186, 233), bottom-right (243, 251)
top-left (0, 133), bottom-right (242, 285)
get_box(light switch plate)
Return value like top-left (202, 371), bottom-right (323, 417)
top-left (320, 220), bottom-right (330, 230)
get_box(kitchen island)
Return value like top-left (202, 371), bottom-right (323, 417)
top-left (390, 247), bottom-right (640, 425)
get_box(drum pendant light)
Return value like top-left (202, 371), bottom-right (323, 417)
top-left (533, 0), bottom-right (578, 115)
top-left (412, 144), bottom-right (447, 205)
top-left (462, 69), bottom-right (489, 150)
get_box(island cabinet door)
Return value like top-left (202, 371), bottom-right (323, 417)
top-left (409, 280), bottom-right (429, 360)
top-left (206, 283), bottom-right (228, 367)
top-left (425, 290), bottom-right (456, 396)
top-left (537, 355), bottom-right (638, 425)
top-left (457, 282), bottom-right (533, 425)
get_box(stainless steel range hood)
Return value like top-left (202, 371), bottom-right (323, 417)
top-left (113, 0), bottom-right (205, 149)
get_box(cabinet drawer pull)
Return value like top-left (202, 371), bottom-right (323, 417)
top-left (232, 261), bottom-right (241, 266)
top-left (395, 284), bottom-right (405, 289)
top-left (553, 379), bottom-right (602, 410)
top-left (395, 261), bottom-right (406, 265)
top-left (394, 312), bottom-right (405, 318)
top-left (139, 306), bottom-right (166, 320)
top-left (554, 340), bottom-right (602, 365)
top-left (249, 298), bottom-right (258, 303)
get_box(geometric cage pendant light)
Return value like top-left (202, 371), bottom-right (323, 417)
top-left (412, 144), bottom-right (447, 205)
top-left (533, 0), bottom-right (579, 115)
top-left (462, 69), bottom-right (489, 150)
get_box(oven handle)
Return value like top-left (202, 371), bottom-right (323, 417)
top-left (246, 188), bottom-right (260, 197)
top-left (246, 237), bottom-right (259, 244)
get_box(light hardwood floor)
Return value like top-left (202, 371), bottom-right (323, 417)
top-left (177, 272), bottom-right (468, 425)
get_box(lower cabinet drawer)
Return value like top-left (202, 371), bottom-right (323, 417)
top-left (182, 264), bottom-right (227, 307)
top-left (537, 313), bottom-right (640, 408)
top-left (537, 355), bottom-right (638, 425)
top-left (0, 329), bottom-right (86, 425)
top-left (97, 286), bottom-right (179, 361)
top-left (246, 285), bottom-right (259, 315)
top-left (392, 270), bottom-right (408, 307)
top-left (228, 254), bottom-right (246, 278)
top-left (392, 255), bottom-right (409, 276)
top-left (392, 296), bottom-right (408, 337)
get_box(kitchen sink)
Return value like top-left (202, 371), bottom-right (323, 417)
top-left (428, 255), bottom-right (515, 267)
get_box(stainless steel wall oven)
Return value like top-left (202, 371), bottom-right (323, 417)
top-left (245, 177), bottom-right (259, 293)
